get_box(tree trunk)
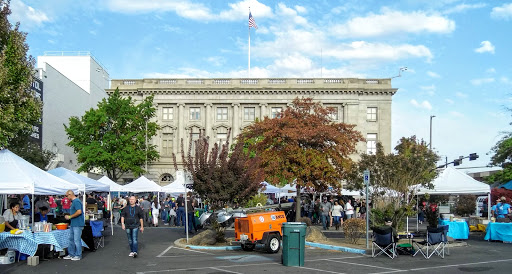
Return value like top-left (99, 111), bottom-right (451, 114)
top-left (295, 184), bottom-right (301, 221)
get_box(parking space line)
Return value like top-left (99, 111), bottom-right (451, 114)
top-left (408, 258), bottom-right (512, 271)
top-left (156, 245), bottom-right (173, 257)
top-left (137, 262), bottom-right (281, 273)
top-left (325, 259), bottom-right (401, 271)
top-left (210, 267), bottom-right (243, 274)
top-left (293, 266), bottom-right (345, 273)
top-left (171, 246), bottom-right (213, 254)
top-left (305, 255), bottom-right (366, 262)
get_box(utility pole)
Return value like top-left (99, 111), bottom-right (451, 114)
top-left (429, 115), bottom-right (436, 150)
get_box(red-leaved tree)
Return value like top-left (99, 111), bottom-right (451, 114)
top-left (238, 97), bottom-right (364, 220)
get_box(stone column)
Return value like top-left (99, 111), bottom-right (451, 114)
top-left (204, 103), bottom-right (212, 138)
top-left (177, 103), bottom-right (185, 154)
top-left (232, 103), bottom-right (240, 138)
top-left (259, 103), bottom-right (267, 120)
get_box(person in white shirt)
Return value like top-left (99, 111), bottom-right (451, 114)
top-left (151, 198), bottom-right (161, 227)
top-left (331, 201), bottom-right (344, 230)
top-left (345, 200), bottom-right (354, 219)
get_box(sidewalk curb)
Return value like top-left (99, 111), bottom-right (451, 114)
top-left (305, 241), bottom-right (367, 254)
top-left (173, 238), bottom-right (242, 250)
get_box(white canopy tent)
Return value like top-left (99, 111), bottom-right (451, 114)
top-left (415, 167), bottom-right (492, 230)
top-left (0, 149), bottom-right (82, 195)
top-left (98, 176), bottom-right (124, 192)
top-left (122, 176), bottom-right (163, 193)
top-left (260, 181), bottom-right (280, 194)
top-left (48, 167), bottom-right (110, 192)
top-left (0, 149), bottom-right (82, 224)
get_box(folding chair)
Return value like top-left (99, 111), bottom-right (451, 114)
top-left (372, 227), bottom-right (397, 259)
top-left (413, 226), bottom-right (446, 259)
top-left (90, 220), bottom-right (105, 249)
top-left (439, 225), bottom-right (450, 256)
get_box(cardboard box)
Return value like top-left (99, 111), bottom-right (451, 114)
top-left (27, 256), bottom-right (39, 266)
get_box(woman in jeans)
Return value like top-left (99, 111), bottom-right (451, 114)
top-left (112, 198), bottom-right (121, 225)
top-left (331, 201), bottom-right (343, 230)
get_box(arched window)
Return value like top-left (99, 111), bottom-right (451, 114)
top-left (160, 173), bottom-right (174, 185)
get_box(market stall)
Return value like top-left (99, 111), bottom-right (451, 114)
top-left (416, 167), bottom-right (491, 235)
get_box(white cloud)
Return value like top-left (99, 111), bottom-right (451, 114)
top-left (474, 41), bottom-right (495, 54)
top-left (295, 5), bottom-right (307, 14)
top-left (450, 111), bottom-right (464, 118)
top-left (420, 84), bottom-right (436, 95)
top-left (486, 67), bottom-right (496, 73)
top-left (330, 8), bottom-right (455, 38)
top-left (410, 99), bottom-right (432, 110)
top-left (491, 3), bottom-right (512, 20)
top-left (9, 0), bottom-right (50, 28)
top-left (501, 77), bottom-right (511, 84)
top-left (445, 99), bottom-right (454, 104)
top-left (105, 0), bottom-right (272, 21)
top-left (205, 56), bottom-right (226, 67)
top-left (443, 3), bottom-right (487, 14)
top-left (470, 78), bottom-right (495, 85)
top-left (455, 92), bottom-right (468, 98)
top-left (427, 71), bottom-right (441, 78)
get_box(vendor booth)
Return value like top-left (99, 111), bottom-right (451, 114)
top-left (0, 149), bottom-right (84, 259)
top-left (122, 176), bottom-right (162, 193)
top-left (416, 167), bottom-right (491, 239)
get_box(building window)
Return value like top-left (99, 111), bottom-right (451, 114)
top-left (217, 132), bottom-right (228, 147)
top-left (271, 107), bottom-right (282, 118)
top-left (366, 133), bottom-right (377, 154)
top-left (328, 107), bottom-right (338, 121)
top-left (216, 107), bottom-right (228, 121)
top-left (191, 132), bottom-right (200, 156)
top-left (189, 107), bottom-right (201, 120)
top-left (367, 107), bottom-right (377, 121)
top-left (160, 173), bottom-right (174, 185)
top-left (162, 134), bottom-right (173, 156)
top-left (162, 107), bottom-right (173, 120)
top-left (244, 107), bottom-right (255, 121)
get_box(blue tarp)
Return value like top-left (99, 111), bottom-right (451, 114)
top-left (499, 180), bottom-right (512, 190)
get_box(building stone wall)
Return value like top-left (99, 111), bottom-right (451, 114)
top-left (108, 78), bottom-right (397, 184)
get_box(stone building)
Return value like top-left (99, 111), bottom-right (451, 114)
top-left (108, 78), bottom-right (397, 185)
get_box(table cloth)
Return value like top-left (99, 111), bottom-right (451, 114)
top-left (439, 220), bottom-right (469, 240)
top-left (0, 229), bottom-right (88, 256)
top-left (484, 222), bottom-right (512, 242)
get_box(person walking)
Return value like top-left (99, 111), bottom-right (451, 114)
top-left (176, 194), bottom-right (185, 226)
top-left (63, 190), bottom-right (85, 261)
top-left (319, 197), bottom-right (331, 230)
top-left (140, 197), bottom-right (151, 227)
top-left (121, 196), bottom-right (144, 258)
top-left (151, 198), bottom-right (161, 227)
top-left (112, 198), bottom-right (121, 225)
top-left (331, 201), bottom-right (343, 230)
top-left (344, 199), bottom-right (354, 219)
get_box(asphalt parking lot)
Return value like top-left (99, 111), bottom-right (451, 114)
top-left (1, 226), bottom-right (512, 273)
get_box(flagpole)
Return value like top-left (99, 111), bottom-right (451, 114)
top-left (248, 9), bottom-right (251, 77)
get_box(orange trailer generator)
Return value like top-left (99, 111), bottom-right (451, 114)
top-left (233, 211), bottom-right (287, 253)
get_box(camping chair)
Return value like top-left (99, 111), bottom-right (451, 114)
top-left (90, 220), bottom-right (104, 249)
top-left (372, 227), bottom-right (397, 259)
top-left (439, 225), bottom-right (450, 256)
top-left (413, 226), bottom-right (446, 259)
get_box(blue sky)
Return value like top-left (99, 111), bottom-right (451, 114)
top-left (8, 0), bottom-right (512, 172)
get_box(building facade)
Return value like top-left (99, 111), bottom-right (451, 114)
top-left (37, 52), bottom-right (109, 170)
top-left (109, 78), bottom-right (397, 185)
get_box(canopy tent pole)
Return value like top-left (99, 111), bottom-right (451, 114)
top-left (488, 192), bottom-right (491, 221)
top-left (416, 195), bottom-right (419, 232)
top-left (31, 194), bottom-right (34, 228)
top-left (108, 192), bottom-right (113, 235)
top-left (185, 188), bottom-right (189, 243)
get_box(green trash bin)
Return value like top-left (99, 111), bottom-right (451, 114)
top-left (282, 222), bottom-right (307, 266)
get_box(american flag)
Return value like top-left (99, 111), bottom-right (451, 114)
top-left (249, 12), bottom-right (258, 29)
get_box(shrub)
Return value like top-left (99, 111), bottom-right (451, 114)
top-left (342, 218), bottom-right (366, 244)
top-left (454, 195), bottom-right (477, 217)
top-left (245, 193), bottom-right (269, 208)
top-left (297, 217), bottom-right (312, 227)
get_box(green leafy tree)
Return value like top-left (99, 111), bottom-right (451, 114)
top-left (0, 1), bottom-right (42, 148)
top-left (486, 127), bottom-right (512, 184)
top-left (347, 136), bottom-right (439, 230)
top-left (239, 97), bottom-right (364, 220)
top-left (8, 136), bottom-right (54, 170)
top-left (454, 195), bottom-right (477, 217)
top-left (65, 88), bottom-right (159, 181)
top-left (175, 129), bottom-right (263, 210)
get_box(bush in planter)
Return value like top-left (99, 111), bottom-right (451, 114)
top-left (454, 195), bottom-right (477, 217)
top-left (297, 217), bottom-right (312, 227)
top-left (342, 218), bottom-right (366, 244)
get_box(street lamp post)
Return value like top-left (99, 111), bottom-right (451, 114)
top-left (429, 115), bottom-right (436, 150)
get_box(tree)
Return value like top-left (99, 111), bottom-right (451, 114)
top-left (239, 97), bottom-right (364, 220)
top-left (347, 136), bottom-right (439, 230)
top-left (175, 129), bottom-right (263, 209)
top-left (65, 88), bottom-right (159, 181)
top-left (8, 135), bottom-right (54, 170)
top-left (486, 128), bottom-right (512, 184)
top-left (454, 195), bottom-right (477, 217)
top-left (0, 1), bottom-right (42, 148)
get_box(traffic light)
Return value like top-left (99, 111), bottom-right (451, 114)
top-left (453, 156), bottom-right (463, 166)
top-left (469, 153), bottom-right (479, 161)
